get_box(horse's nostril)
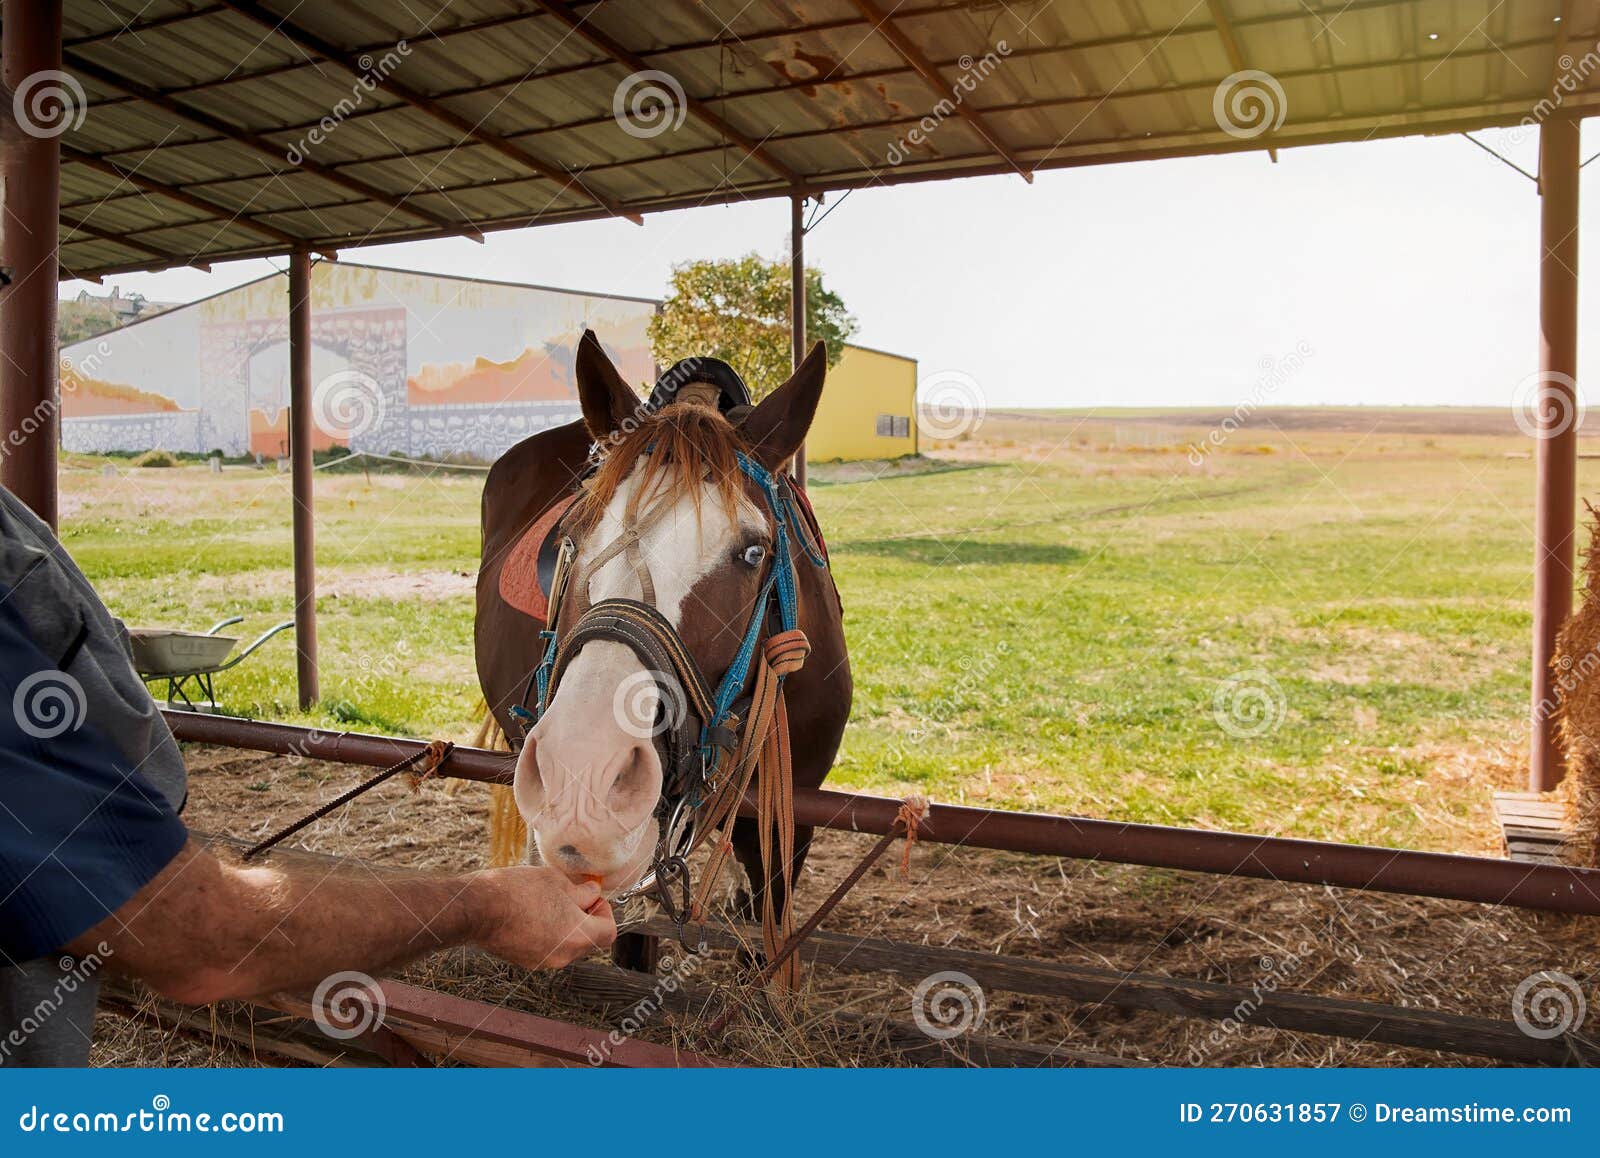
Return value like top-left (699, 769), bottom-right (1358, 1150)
top-left (557, 844), bottom-right (583, 863)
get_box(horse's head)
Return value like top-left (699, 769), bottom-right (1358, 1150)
top-left (513, 331), bottom-right (829, 892)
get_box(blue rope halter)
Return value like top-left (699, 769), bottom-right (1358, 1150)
top-left (526, 451), bottom-right (825, 756)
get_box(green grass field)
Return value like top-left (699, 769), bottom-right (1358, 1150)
top-left (58, 411), bottom-right (1597, 854)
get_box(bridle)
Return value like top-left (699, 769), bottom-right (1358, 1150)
top-left (516, 446), bottom-right (829, 968)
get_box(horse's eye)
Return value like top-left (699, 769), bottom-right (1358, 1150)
top-left (740, 544), bottom-right (767, 568)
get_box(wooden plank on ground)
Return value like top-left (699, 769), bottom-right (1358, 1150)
top-left (551, 958), bottom-right (1144, 1066)
top-left (638, 917), bottom-right (1597, 1066)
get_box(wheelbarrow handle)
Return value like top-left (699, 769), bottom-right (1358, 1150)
top-left (211, 620), bottom-right (296, 671)
top-left (205, 615), bottom-right (245, 635)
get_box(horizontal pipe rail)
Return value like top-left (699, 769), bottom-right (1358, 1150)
top-left (162, 711), bottom-right (1600, 917)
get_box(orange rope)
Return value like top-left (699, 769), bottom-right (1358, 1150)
top-left (895, 795), bottom-right (930, 878)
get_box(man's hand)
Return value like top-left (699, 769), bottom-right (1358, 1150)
top-left (469, 865), bottom-right (616, 969)
top-left (68, 840), bottom-right (617, 1005)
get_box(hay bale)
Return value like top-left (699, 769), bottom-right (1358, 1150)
top-left (1554, 503), bottom-right (1600, 866)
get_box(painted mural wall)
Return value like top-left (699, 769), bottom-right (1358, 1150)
top-left (60, 262), bottom-right (657, 462)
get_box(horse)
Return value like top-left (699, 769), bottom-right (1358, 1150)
top-left (475, 331), bottom-right (852, 960)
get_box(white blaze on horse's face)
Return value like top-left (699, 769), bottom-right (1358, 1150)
top-left (513, 457), bottom-right (761, 892)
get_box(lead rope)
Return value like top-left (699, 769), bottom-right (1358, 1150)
top-left (703, 795), bottom-right (929, 1035)
top-left (242, 739), bottom-right (456, 861)
top-left (686, 630), bottom-right (810, 986)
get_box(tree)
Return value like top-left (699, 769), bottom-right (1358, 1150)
top-left (647, 253), bottom-right (858, 398)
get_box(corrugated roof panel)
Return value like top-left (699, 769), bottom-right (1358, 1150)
top-left (40, 0), bottom-right (1593, 279)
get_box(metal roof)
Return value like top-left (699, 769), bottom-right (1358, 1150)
top-left (41, 0), bottom-right (1599, 281)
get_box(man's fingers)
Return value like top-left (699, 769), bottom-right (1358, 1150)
top-left (581, 911), bottom-right (618, 948)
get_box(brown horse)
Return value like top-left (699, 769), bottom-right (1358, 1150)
top-left (475, 332), bottom-right (851, 927)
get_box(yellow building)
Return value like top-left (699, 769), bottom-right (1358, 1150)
top-left (806, 343), bottom-right (918, 462)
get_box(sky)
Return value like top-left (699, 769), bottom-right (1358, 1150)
top-left (62, 122), bottom-right (1598, 411)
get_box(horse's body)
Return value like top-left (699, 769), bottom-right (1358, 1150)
top-left (475, 335), bottom-right (851, 921)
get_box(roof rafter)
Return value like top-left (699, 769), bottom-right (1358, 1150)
top-left (60, 144), bottom-right (302, 246)
top-left (213, 0), bottom-right (642, 225)
top-left (1205, 0), bottom-right (1278, 161)
top-left (844, 0), bottom-right (1031, 182)
top-left (63, 49), bottom-right (483, 239)
top-left (526, 0), bottom-right (802, 186)
top-left (58, 208), bottom-right (211, 271)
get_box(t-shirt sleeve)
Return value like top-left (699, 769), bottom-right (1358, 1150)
top-left (0, 598), bottom-right (187, 964)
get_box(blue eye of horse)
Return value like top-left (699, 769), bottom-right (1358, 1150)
top-left (740, 544), bottom-right (767, 567)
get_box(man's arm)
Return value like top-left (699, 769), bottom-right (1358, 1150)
top-left (65, 839), bottom-right (614, 1005)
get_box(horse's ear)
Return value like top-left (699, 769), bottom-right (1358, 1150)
top-left (574, 329), bottom-right (639, 440)
top-left (739, 341), bottom-right (828, 471)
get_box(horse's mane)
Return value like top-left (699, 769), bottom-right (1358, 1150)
top-left (568, 403), bottom-right (750, 534)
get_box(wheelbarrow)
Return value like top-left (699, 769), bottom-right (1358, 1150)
top-left (130, 616), bottom-right (295, 712)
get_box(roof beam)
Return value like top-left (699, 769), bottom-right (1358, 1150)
top-left (212, 0), bottom-right (641, 225)
top-left (843, 0), bottom-right (1031, 182)
top-left (1204, 0), bottom-right (1278, 161)
top-left (60, 144), bottom-right (303, 246)
top-left (58, 209), bottom-right (210, 271)
top-left (525, 0), bottom-right (802, 186)
top-left (63, 50), bottom-right (483, 239)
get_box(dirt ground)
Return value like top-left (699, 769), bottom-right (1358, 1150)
top-left (90, 744), bottom-right (1598, 1068)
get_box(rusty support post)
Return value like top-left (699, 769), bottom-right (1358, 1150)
top-left (288, 251), bottom-right (318, 708)
top-left (791, 194), bottom-right (807, 487)
top-left (1531, 115), bottom-right (1581, 792)
top-left (1, 0), bottom-right (64, 528)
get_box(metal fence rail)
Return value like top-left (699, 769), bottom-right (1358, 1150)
top-left (161, 710), bottom-right (1600, 917)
